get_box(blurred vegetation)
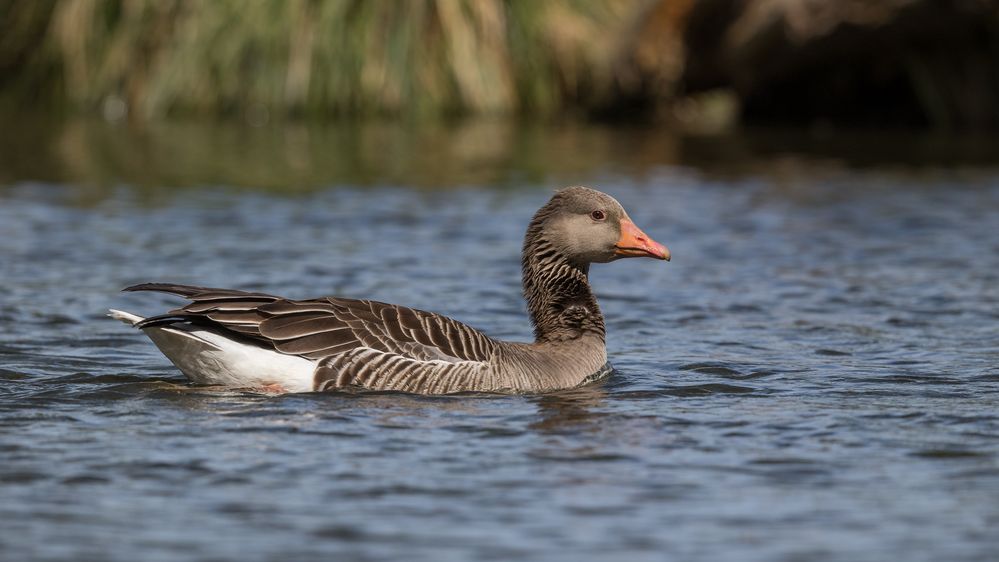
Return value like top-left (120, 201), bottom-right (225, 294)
top-left (1, 0), bottom-right (998, 130)
top-left (0, 0), bottom-right (632, 120)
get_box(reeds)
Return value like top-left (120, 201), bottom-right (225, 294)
top-left (0, 0), bottom-right (634, 121)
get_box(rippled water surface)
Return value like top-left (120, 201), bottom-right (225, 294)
top-left (1, 124), bottom-right (998, 561)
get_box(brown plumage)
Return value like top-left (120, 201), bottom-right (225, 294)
top-left (115, 187), bottom-right (670, 394)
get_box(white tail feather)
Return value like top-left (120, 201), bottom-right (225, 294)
top-left (109, 308), bottom-right (315, 392)
top-left (108, 309), bottom-right (143, 326)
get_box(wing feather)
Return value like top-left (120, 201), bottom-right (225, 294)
top-left (205, 310), bottom-right (268, 324)
top-left (185, 299), bottom-right (276, 313)
top-left (260, 315), bottom-right (352, 340)
top-left (259, 300), bottom-right (338, 315)
top-left (271, 331), bottom-right (362, 356)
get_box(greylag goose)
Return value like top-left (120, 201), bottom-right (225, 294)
top-left (110, 187), bottom-right (669, 394)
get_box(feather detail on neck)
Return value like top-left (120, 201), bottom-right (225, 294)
top-left (522, 218), bottom-right (606, 344)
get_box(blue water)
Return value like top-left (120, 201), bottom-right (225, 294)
top-left (1, 133), bottom-right (998, 560)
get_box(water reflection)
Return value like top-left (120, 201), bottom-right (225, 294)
top-left (530, 386), bottom-right (609, 435)
top-left (3, 112), bottom-right (999, 199)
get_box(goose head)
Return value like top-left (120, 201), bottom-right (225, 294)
top-left (531, 186), bottom-right (670, 265)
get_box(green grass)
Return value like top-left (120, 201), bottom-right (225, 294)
top-left (0, 0), bottom-right (633, 121)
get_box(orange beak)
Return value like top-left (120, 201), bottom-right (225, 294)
top-left (615, 218), bottom-right (670, 261)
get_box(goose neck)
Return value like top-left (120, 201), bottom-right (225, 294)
top-left (521, 236), bottom-right (606, 344)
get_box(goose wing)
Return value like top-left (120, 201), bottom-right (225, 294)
top-left (125, 283), bottom-right (499, 392)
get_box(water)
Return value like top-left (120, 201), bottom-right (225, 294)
top-left (1, 121), bottom-right (998, 561)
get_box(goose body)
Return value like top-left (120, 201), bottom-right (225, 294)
top-left (112, 187), bottom-right (669, 394)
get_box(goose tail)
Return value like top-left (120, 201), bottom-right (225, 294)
top-left (108, 308), bottom-right (315, 392)
top-left (108, 309), bottom-right (144, 327)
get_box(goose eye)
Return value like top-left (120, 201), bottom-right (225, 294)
top-left (590, 210), bottom-right (606, 221)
